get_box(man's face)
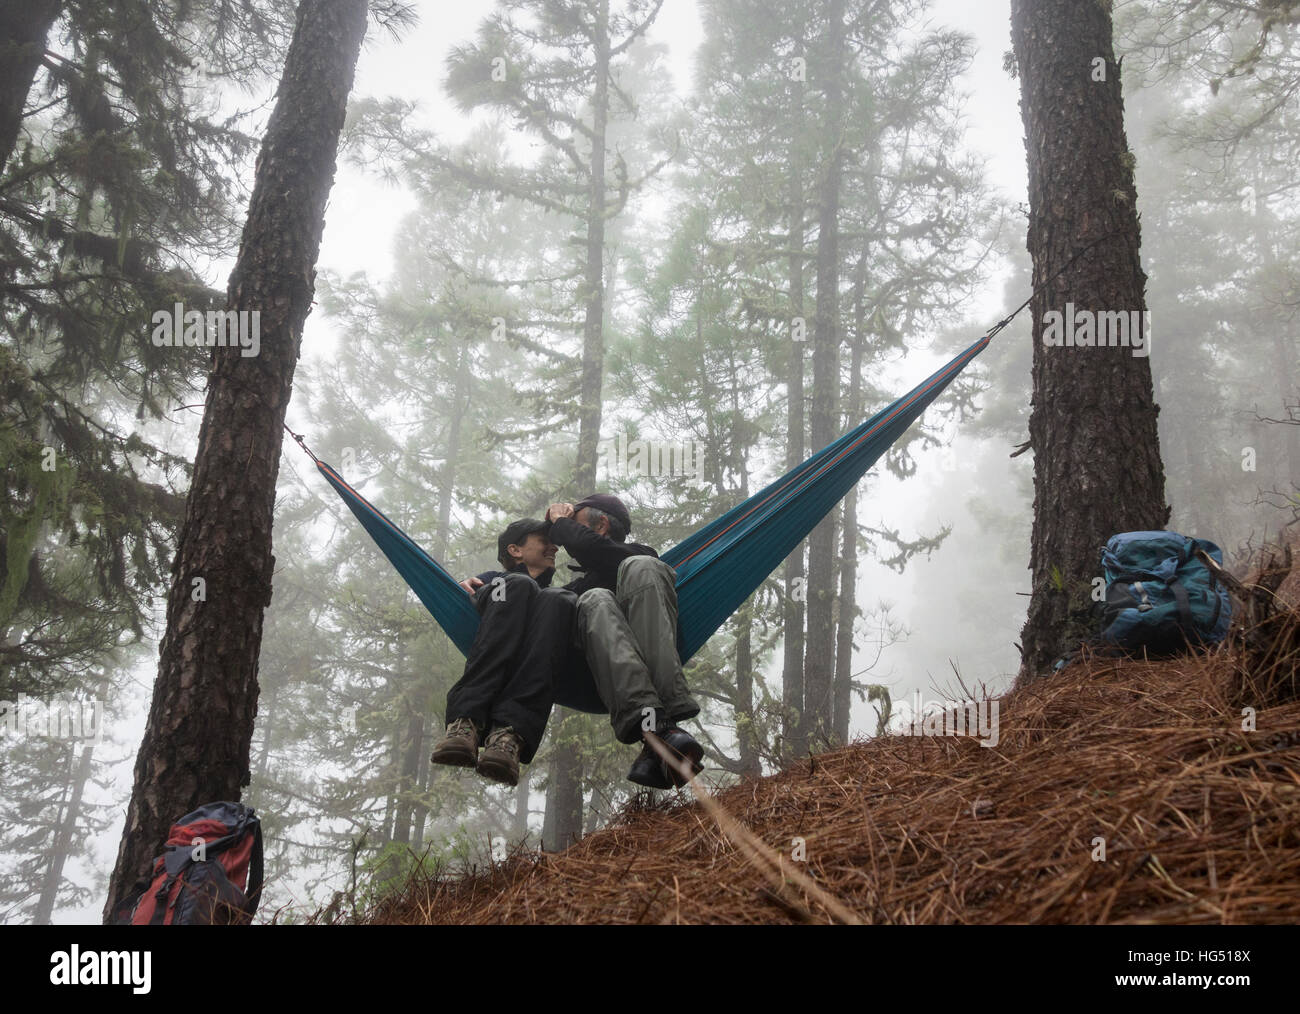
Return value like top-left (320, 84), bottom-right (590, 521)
top-left (574, 507), bottom-right (609, 537)
top-left (515, 532), bottom-right (557, 571)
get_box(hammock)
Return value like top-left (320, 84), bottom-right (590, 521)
top-left (304, 335), bottom-right (989, 670)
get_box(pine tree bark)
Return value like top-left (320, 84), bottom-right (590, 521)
top-left (102, 0), bottom-right (367, 921)
top-left (513, 770), bottom-right (530, 841)
top-left (781, 72), bottom-right (808, 760)
top-left (544, 0), bottom-right (618, 850)
top-left (0, 0), bottom-right (62, 173)
top-left (573, 0), bottom-right (610, 492)
top-left (35, 737), bottom-right (94, 923)
top-left (833, 259), bottom-right (867, 744)
top-left (1259, 192), bottom-right (1300, 486)
top-left (412, 742), bottom-right (431, 853)
top-left (733, 439), bottom-right (761, 776)
top-left (1010, 0), bottom-right (1169, 684)
top-left (410, 342), bottom-right (471, 851)
top-left (543, 714), bottom-right (585, 851)
top-left (392, 707), bottom-right (422, 845)
top-left (735, 600), bottom-right (761, 776)
top-left (254, 683), bottom-right (276, 782)
top-left (380, 732), bottom-right (398, 847)
top-left (803, 0), bottom-right (846, 747)
top-left (392, 636), bottom-right (420, 846)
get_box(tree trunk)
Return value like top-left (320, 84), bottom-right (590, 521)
top-left (513, 769), bottom-right (530, 841)
top-left (573, 0), bottom-right (610, 492)
top-left (1010, 0), bottom-right (1169, 684)
top-left (392, 709), bottom-right (422, 845)
top-left (102, 0), bottom-right (367, 921)
top-left (254, 683), bottom-right (277, 782)
top-left (1274, 332), bottom-right (1300, 483)
top-left (834, 258), bottom-right (867, 745)
top-left (379, 731), bottom-right (398, 847)
top-left (540, 766), bottom-right (555, 847)
top-left (781, 72), bottom-right (808, 761)
top-left (1259, 188), bottom-right (1300, 487)
top-left (543, 709), bottom-right (585, 851)
top-left (0, 0), bottom-right (62, 173)
top-left (803, 0), bottom-right (846, 748)
top-left (735, 600), bottom-right (761, 776)
top-left (391, 636), bottom-right (420, 847)
top-left (437, 344), bottom-right (471, 556)
top-left (411, 342), bottom-right (471, 852)
top-left (544, 0), bottom-right (616, 850)
top-left (412, 738), bottom-right (431, 853)
top-left (35, 737), bottom-right (94, 923)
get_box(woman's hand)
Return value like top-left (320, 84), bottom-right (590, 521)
top-left (459, 576), bottom-right (485, 596)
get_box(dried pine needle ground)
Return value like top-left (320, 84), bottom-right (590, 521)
top-left (337, 615), bottom-right (1300, 925)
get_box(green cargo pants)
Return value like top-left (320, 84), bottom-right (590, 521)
top-left (575, 556), bottom-right (701, 744)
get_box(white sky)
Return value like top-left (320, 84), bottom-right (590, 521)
top-left (320, 0), bottom-right (1027, 295)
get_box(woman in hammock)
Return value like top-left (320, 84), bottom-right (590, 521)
top-left (430, 518), bottom-right (563, 786)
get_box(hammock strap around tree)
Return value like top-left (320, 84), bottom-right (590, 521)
top-left (287, 332), bottom-right (989, 664)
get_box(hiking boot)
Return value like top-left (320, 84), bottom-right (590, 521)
top-left (650, 720), bottom-right (704, 788)
top-left (477, 726), bottom-right (524, 787)
top-left (627, 741), bottom-right (673, 789)
top-left (431, 717), bottom-right (479, 768)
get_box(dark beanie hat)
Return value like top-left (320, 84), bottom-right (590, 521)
top-left (573, 494), bottom-right (632, 536)
top-left (498, 518), bottom-right (550, 568)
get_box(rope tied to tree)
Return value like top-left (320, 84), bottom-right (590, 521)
top-left (984, 229), bottom-right (1124, 341)
top-left (283, 422), bottom-right (318, 463)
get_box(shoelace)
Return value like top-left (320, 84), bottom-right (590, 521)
top-left (487, 729), bottom-right (520, 756)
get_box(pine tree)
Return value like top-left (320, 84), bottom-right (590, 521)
top-left (1120, 2), bottom-right (1300, 545)
top-left (689, 0), bottom-right (998, 751)
top-left (1009, 0), bottom-right (1170, 682)
top-left (617, 200), bottom-right (785, 776)
top-left (436, 0), bottom-right (674, 849)
top-left (1, 0), bottom-right (290, 694)
top-left (103, 0), bottom-right (368, 921)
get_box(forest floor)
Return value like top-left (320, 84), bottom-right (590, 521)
top-left (346, 552), bottom-right (1300, 925)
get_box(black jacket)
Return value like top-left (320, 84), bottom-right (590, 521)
top-left (473, 561), bottom-right (555, 588)
top-left (548, 516), bottom-right (657, 597)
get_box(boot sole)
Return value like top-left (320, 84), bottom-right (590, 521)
top-left (627, 763), bottom-right (673, 790)
top-left (431, 745), bottom-right (477, 768)
top-left (476, 756), bottom-right (519, 786)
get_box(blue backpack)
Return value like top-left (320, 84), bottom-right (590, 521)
top-left (1099, 531), bottom-right (1232, 655)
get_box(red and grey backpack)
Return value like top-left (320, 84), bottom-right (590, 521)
top-left (112, 801), bottom-right (263, 925)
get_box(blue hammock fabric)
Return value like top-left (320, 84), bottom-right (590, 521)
top-left (314, 460), bottom-right (484, 656)
top-left (310, 335), bottom-right (989, 664)
top-left (664, 335), bottom-right (989, 660)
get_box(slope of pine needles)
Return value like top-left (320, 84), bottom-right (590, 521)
top-left (352, 631), bottom-right (1296, 924)
top-left (350, 542), bottom-right (1300, 926)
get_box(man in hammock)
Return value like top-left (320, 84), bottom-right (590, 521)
top-left (430, 519), bottom-right (563, 787)
top-left (544, 495), bottom-right (704, 790)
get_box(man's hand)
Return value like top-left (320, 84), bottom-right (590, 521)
top-left (546, 502), bottom-right (574, 522)
top-left (459, 576), bottom-right (485, 596)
